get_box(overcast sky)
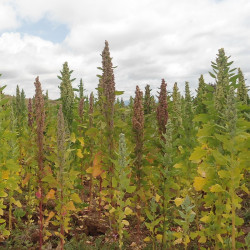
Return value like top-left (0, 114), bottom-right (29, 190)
top-left (0, 0), bottom-right (249, 100)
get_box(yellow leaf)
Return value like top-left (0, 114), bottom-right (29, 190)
top-left (15, 200), bottom-right (22, 208)
top-left (70, 133), bottom-right (76, 143)
top-left (0, 208), bottom-right (3, 216)
top-left (156, 234), bottom-right (162, 242)
top-left (217, 234), bottom-right (223, 244)
top-left (241, 183), bottom-right (249, 194)
top-left (46, 189), bottom-right (55, 199)
top-left (78, 137), bottom-right (85, 147)
top-left (193, 177), bottom-right (206, 191)
top-left (184, 235), bottom-right (190, 244)
top-left (173, 232), bottom-right (182, 238)
top-left (174, 198), bottom-right (184, 207)
top-left (144, 237), bottom-right (151, 242)
top-left (174, 238), bottom-right (182, 245)
top-left (92, 152), bottom-right (104, 177)
top-left (140, 216), bottom-right (145, 222)
top-left (109, 207), bottom-right (116, 213)
top-left (122, 220), bottom-right (129, 226)
top-left (54, 231), bottom-right (64, 239)
top-left (0, 191), bottom-right (8, 198)
top-left (173, 163), bottom-right (183, 169)
top-left (2, 171), bottom-right (9, 179)
top-left (46, 211), bottom-right (55, 222)
top-left (66, 201), bottom-right (76, 211)
top-left (124, 207), bottom-right (133, 215)
top-left (200, 215), bottom-right (210, 223)
top-left (222, 213), bottom-right (230, 219)
top-left (71, 193), bottom-right (82, 203)
top-left (77, 149), bottom-right (83, 158)
top-left (210, 184), bottom-right (224, 192)
top-left (198, 236), bottom-right (206, 243)
top-left (86, 167), bottom-right (93, 174)
top-left (197, 166), bottom-right (206, 177)
top-left (155, 193), bottom-right (160, 202)
top-left (218, 170), bottom-right (229, 179)
top-left (45, 230), bottom-right (52, 236)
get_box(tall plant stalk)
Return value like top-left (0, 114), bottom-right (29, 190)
top-left (132, 85), bottom-right (144, 234)
top-left (34, 77), bottom-right (45, 250)
top-left (57, 105), bottom-right (66, 249)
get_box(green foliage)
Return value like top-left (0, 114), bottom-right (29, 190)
top-left (0, 47), bottom-right (249, 250)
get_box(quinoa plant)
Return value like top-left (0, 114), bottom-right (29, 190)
top-left (144, 84), bottom-right (153, 115)
top-left (28, 98), bottom-right (34, 128)
top-left (156, 79), bottom-right (168, 138)
top-left (111, 133), bottom-right (134, 249)
top-left (58, 62), bottom-right (75, 131)
top-left (34, 77), bottom-right (45, 249)
top-left (132, 85), bottom-right (144, 233)
top-left (195, 75), bottom-right (207, 114)
top-left (57, 105), bottom-right (66, 249)
top-left (172, 82), bottom-right (183, 134)
top-left (237, 68), bottom-right (248, 105)
top-left (101, 41), bottom-right (116, 160)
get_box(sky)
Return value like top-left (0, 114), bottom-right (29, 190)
top-left (0, 0), bottom-right (249, 100)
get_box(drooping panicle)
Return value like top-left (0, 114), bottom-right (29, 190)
top-left (157, 79), bottom-right (168, 136)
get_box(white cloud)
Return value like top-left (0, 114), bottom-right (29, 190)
top-left (0, 0), bottom-right (19, 31)
top-left (0, 0), bottom-right (249, 99)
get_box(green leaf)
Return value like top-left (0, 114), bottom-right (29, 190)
top-left (209, 72), bottom-right (216, 78)
top-left (71, 193), bottom-right (82, 203)
top-left (235, 216), bottom-right (244, 226)
top-left (193, 114), bottom-right (210, 123)
top-left (85, 127), bottom-right (99, 138)
top-left (112, 177), bottom-right (118, 188)
top-left (0, 191), bottom-right (8, 198)
top-left (218, 170), bottom-right (229, 179)
top-left (189, 147), bottom-right (207, 163)
top-left (229, 75), bottom-right (238, 83)
top-left (115, 91), bottom-right (124, 96)
top-left (212, 150), bottom-right (228, 165)
top-left (145, 210), bottom-right (154, 221)
top-left (126, 186), bottom-right (136, 194)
